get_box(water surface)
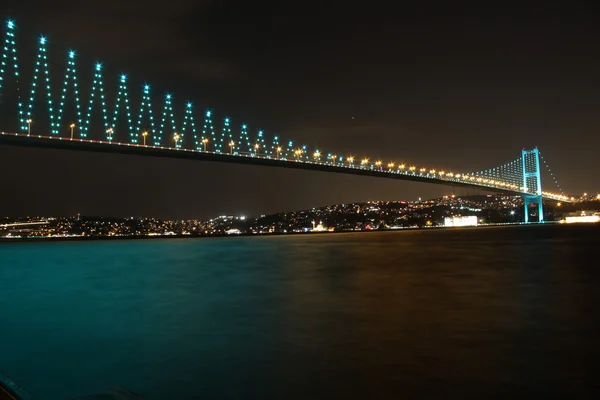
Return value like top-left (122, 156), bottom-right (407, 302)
top-left (1, 224), bottom-right (599, 399)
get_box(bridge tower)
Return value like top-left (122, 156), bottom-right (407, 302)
top-left (521, 148), bottom-right (543, 223)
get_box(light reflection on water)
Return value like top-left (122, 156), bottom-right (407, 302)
top-left (1, 224), bottom-right (599, 399)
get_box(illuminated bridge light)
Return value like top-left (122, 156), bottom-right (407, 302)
top-left (0, 21), bottom-right (569, 207)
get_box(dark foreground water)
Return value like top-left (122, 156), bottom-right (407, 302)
top-left (1, 224), bottom-right (600, 399)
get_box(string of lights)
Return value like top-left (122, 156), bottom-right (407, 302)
top-left (180, 103), bottom-right (195, 149)
top-left (471, 158), bottom-right (524, 188)
top-left (80, 63), bottom-right (109, 139)
top-left (285, 140), bottom-right (294, 159)
top-left (270, 135), bottom-right (280, 158)
top-left (255, 130), bottom-right (265, 156)
top-left (0, 19), bottom-right (570, 202)
top-left (134, 84), bottom-right (154, 144)
top-left (239, 124), bottom-right (251, 153)
top-left (159, 95), bottom-right (177, 147)
top-left (222, 117), bottom-right (232, 152)
top-left (202, 110), bottom-right (216, 151)
top-left (538, 150), bottom-right (564, 194)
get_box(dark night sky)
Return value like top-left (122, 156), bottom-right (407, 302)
top-left (0, 1), bottom-right (598, 219)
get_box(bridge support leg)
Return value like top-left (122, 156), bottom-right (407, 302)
top-left (523, 195), bottom-right (543, 223)
top-left (521, 148), bottom-right (544, 224)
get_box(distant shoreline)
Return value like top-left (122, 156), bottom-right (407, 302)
top-left (0, 222), bottom-right (562, 243)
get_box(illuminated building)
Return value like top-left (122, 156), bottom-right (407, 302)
top-left (562, 211), bottom-right (600, 224)
top-left (444, 216), bottom-right (478, 227)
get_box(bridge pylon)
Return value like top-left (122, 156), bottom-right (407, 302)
top-left (522, 148), bottom-right (543, 223)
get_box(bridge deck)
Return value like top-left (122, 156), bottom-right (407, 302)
top-left (0, 132), bottom-right (566, 201)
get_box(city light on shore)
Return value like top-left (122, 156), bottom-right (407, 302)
top-left (2, 194), bottom-right (597, 240)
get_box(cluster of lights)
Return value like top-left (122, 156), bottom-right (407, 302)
top-left (221, 117), bottom-right (232, 152)
top-left (541, 191), bottom-right (570, 201)
top-left (54, 50), bottom-right (83, 137)
top-left (255, 130), bottom-right (265, 155)
top-left (202, 110), bottom-right (216, 151)
top-left (474, 159), bottom-right (524, 190)
top-left (292, 145), bottom-right (308, 161)
top-left (0, 19), bottom-right (571, 203)
top-left (238, 124), bottom-right (251, 153)
top-left (522, 150), bottom-right (541, 195)
top-left (24, 35), bottom-right (53, 133)
top-left (81, 63), bottom-right (109, 138)
top-left (133, 84), bottom-right (154, 144)
top-left (109, 74), bottom-right (133, 141)
top-left (179, 102), bottom-right (195, 148)
top-left (1, 20), bottom-right (25, 129)
top-left (539, 150), bottom-right (565, 195)
top-left (157, 94), bottom-right (176, 146)
top-left (284, 140), bottom-right (294, 159)
top-left (270, 135), bottom-right (280, 158)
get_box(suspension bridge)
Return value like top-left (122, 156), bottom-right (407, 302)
top-left (0, 19), bottom-right (569, 223)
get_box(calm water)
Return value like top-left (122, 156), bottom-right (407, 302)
top-left (1, 224), bottom-right (599, 399)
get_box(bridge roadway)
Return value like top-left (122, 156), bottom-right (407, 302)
top-left (0, 131), bottom-right (556, 200)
